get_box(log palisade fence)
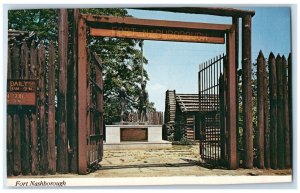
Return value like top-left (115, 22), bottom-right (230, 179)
top-left (7, 39), bottom-right (72, 176)
top-left (7, 10), bottom-right (83, 176)
top-left (7, 36), bottom-right (78, 176)
top-left (255, 51), bottom-right (292, 169)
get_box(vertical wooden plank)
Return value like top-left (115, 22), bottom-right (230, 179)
top-left (282, 56), bottom-right (291, 168)
top-left (223, 54), bottom-right (228, 163)
top-left (78, 15), bottom-right (88, 175)
top-left (256, 51), bottom-right (265, 169)
top-left (264, 60), bottom-right (271, 169)
top-left (233, 16), bottom-right (240, 167)
top-left (20, 41), bottom-right (31, 175)
top-left (38, 42), bottom-right (48, 174)
top-left (22, 41), bottom-right (29, 78)
top-left (12, 40), bottom-right (20, 79)
top-left (288, 53), bottom-right (292, 169)
top-left (276, 54), bottom-right (285, 169)
top-left (30, 114), bottom-right (39, 175)
top-left (86, 50), bottom-right (91, 166)
top-left (57, 9), bottom-right (69, 173)
top-left (30, 41), bottom-right (39, 175)
top-left (48, 41), bottom-right (56, 174)
top-left (7, 114), bottom-right (13, 176)
top-left (22, 41), bottom-right (30, 83)
top-left (7, 46), bottom-right (13, 176)
top-left (242, 14), bottom-right (253, 169)
top-left (227, 27), bottom-right (237, 170)
top-left (69, 8), bottom-right (79, 173)
top-left (268, 52), bottom-right (277, 169)
top-left (95, 53), bottom-right (104, 161)
top-left (13, 114), bottom-right (21, 176)
top-left (219, 73), bottom-right (226, 161)
top-left (7, 46), bottom-right (12, 78)
top-left (30, 41), bottom-right (39, 78)
top-left (23, 115), bottom-right (31, 175)
top-left (11, 42), bottom-right (21, 176)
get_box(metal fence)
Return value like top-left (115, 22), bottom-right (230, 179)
top-left (198, 54), bottom-right (225, 165)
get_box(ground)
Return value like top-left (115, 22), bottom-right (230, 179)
top-left (9, 144), bottom-right (291, 178)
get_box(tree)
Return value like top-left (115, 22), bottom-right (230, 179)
top-left (8, 8), bottom-right (156, 124)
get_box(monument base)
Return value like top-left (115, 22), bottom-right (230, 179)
top-left (105, 124), bottom-right (172, 150)
top-left (104, 141), bottom-right (172, 150)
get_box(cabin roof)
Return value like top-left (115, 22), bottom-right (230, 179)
top-left (8, 29), bottom-right (35, 42)
top-left (176, 93), bottom-right (219, 113)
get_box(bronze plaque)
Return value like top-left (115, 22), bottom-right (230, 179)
top-left (7, 80), bottom-right (36, 106)
top-left (121, 128), bottom-right (148, 141)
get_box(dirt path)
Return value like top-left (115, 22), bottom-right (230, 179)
top-left (95, 145), bottom-right (291, 177)
top-left (9, 144), bottom-right (291, 178)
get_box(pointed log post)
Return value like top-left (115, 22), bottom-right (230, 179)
top-left (38, 42), bottom-right (48, 174)
top-left (288, 53), bottom-right (292, 169)
top-left (7, 46), bottom-right (13, 176)
top-left (21, 41), bottom-right (31, 175)
top-left (69, 8), bottom-right (79, 173)
top-left (57, 9), bottom-right (69, 173)
top-left (282, 56), bottom-right (291, 168)
top-left (256, 51), bottom-right (265, 169)
top-left (30, 41), bottom-right (39, 175)
top-left (268, 53), bottom-right (277, 169)
top-left (78, 14), bottom-right (88, 175)
top-left (12, 41), bottom-right (21, 176)
top-left (264, 60), bottom-right (271, 169)
top-left (242, 14), bottom-right (253, 169)
top-left (276, 54), bottom-right (285, 169)
top-left (48, 41), bottom-right (56, 174)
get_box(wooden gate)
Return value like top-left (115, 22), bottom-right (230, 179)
top-left (6, 29), bottom-right (104, 176)
top-left (198, 54), bottom-right (225, 166)
top-left (87, 52), bottom-right (104, 167)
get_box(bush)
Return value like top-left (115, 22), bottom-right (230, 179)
top-left (172, 137), bottom-right (196, 145)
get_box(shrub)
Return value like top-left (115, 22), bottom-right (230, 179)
top-left (172, 137), bottom-right (196, 145)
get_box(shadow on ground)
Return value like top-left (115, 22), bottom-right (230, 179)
top-left (99, 162), bottom-right (197, 170)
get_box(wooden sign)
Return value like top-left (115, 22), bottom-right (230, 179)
top-left (7, 80), bottom-right (36, 106)
top-left (91, 27), bottom-right (225, 44)
top-left (85, 15), bottom-right (229, 44)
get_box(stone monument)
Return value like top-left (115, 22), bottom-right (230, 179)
top-left (105, 82), bottom-right (171, 150)
top-left (104, 41), bottom-right (171, 150)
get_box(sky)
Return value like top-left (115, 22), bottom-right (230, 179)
top-left (127, 7), bottom-right (292, 111)
top-left (0, 5), bottom-right (292, 114)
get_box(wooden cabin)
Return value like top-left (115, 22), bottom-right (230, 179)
top-left (163, 90), bottom-right (200, 141)
top-left (8, 29), bottom-right (36, 43)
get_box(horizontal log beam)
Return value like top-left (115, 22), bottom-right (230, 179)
top-left (132, 7), bottom-right (255, 17)
top-left (82, 14), bottom-right (231, 31)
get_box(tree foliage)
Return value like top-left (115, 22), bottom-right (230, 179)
top-left (8, 8), bottom-right (156, 124)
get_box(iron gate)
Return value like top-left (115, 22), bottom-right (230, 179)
top-left (198, 54), bottom-right (226, 166)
